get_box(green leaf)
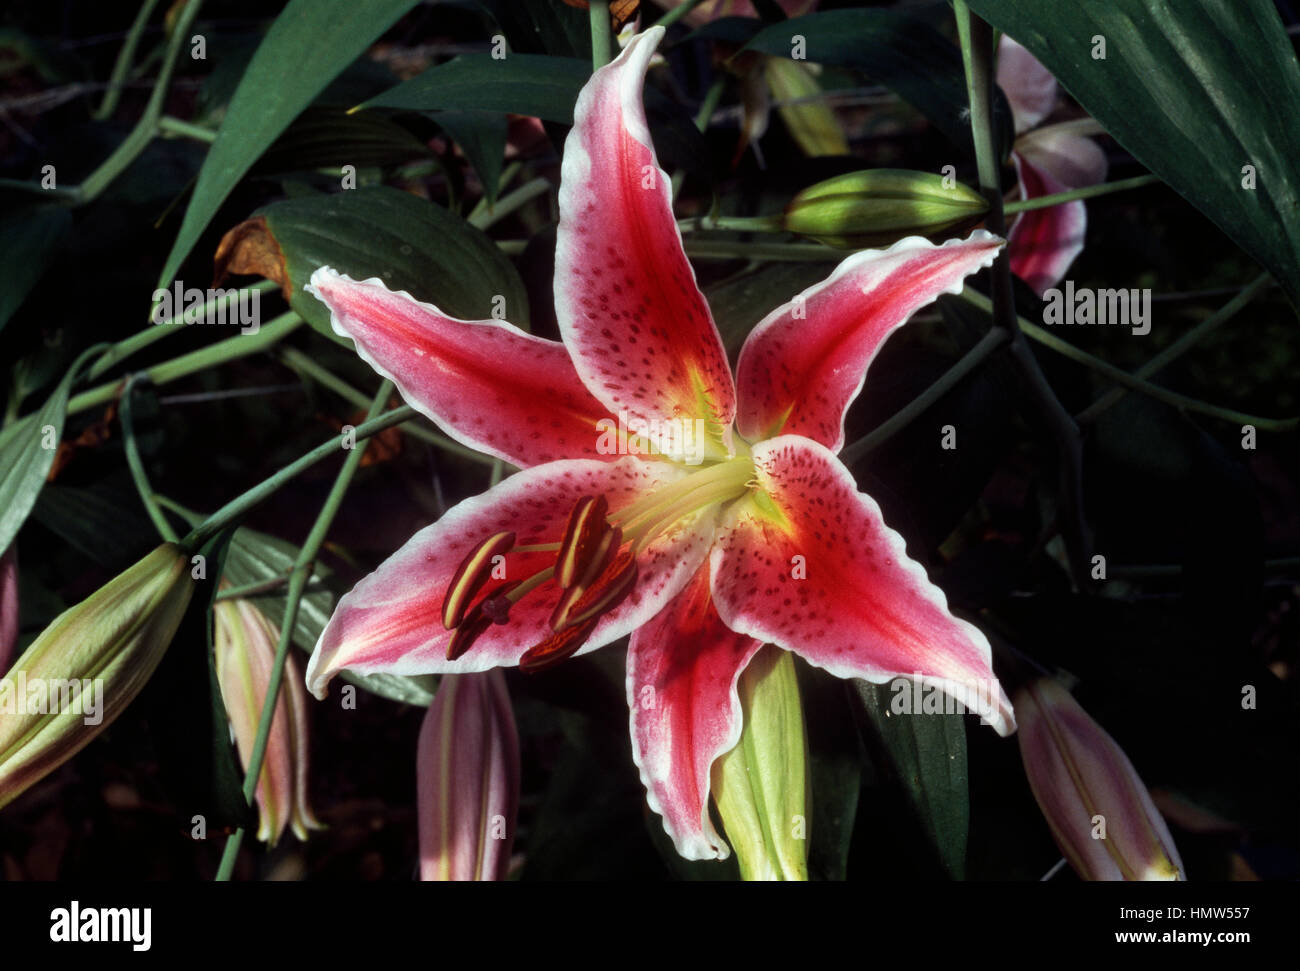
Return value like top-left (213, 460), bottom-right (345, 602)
top-left (744, 9), bottom-right (1013, 157)
top-left (0, 345), bottom-right (102, 554)
top-left (157, 0), bottom-right (422, 291)
top-left (0, 204), bottom-right (71, 335)
top-left (254, 107), bottom-right (433, 175)
top-left (245, 186), bottom-right (531, 339)
top-left (363, 53), bottom-right (590, 122)
top-left (853, 680), bottom-right (969, 879)
top-left (474, 0), bottom-right (591, 58)
top-left (221, 526), bottom-right (437, 708)
top-left (431, 110), bottom-right (508, 204)
top-left (965, 0), bottom-right (1300, 309)
top-left (32, 480), bottom-right (155, 569)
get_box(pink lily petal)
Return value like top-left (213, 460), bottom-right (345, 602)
top-left (710, 435), bottom-right (1015, 736)
top-left (1017, 124), bottom-right (1109, 193)
top-left (1007, 152), bottom-right (1088, 297)
top-left (555, 27), bottom-right (737, 455)
top-left (306, 457), bottom-right (715, 698)
top-left (0, 546), bottom-right (16, 675)
top-left (996, 35), bottom-right (1058, 133)
top-left (307, 268), bottom-right (614, 469)
top-left (734, 232), bottom-right (1002, 451)
top-left (627, 564), bottom-right (762, 861)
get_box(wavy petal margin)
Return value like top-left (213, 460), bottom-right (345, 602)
top-left (710, 435), bottom-right (1014, 736)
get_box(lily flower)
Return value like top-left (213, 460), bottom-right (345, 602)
top-left (304, 27), bottom-right (1014, 862)
top-left (998, 36), bottom-right (1109, 296)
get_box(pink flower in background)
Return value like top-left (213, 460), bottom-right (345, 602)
top-left (0, 547), bottom-right (17, 676)
top-left (214, 594), bottom-right (322, 844)
top-left (303, 28), bottom-right (1014, 862)
top-left (417, 670), bottom-right (520, 880)
top-left (998, 36), bottom-right (1109, 296)
top-left (1017, 677), bottom-right (1184, 881)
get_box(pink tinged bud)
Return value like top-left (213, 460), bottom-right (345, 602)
top-left (1016, 678), bottom-right (1184, 881)
top-left (214, 595), bottom-right (322, 844)
top-left (417, 671), bottom-right (520, 881)
top-left (0, 545), bottom-right (17, 675)
top-left (0, 543), bottom-right (194, 811)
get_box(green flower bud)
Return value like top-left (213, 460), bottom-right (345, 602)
top-left (0, 543), bottom-right (195, 810)
top-left (711, 646), bottom-right (809, 881)
top-left (783, 169), bottom-right (989, 247)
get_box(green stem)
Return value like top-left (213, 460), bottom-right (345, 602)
top-left (654, 0), bottom-right (707, 29)
top-left (680, 214), bottom-right (785, 233)
top-left (68, 312), bottom-right (303, 417)
top-left (590, 1), bottom-right (612, 71)
top-left (1003, 174), bottom-right (1162, 215)
top-left (120, 374), bottom-right (180, 543)
top-left (1075, 273), bottom-right (1272, 425)
top-left (215, 380), bottom-right (394, 881)
top-left (683, 239), bottom-right (839, 262)
top-left (95, 0), bottom-right (165, 121)
top-left (840, 325), bottom-right (1008, 464)
top-left (958, 290), bottom-right (1299, 431)
top-left (80, 0), bottom-right (204, 202)
top-left (0, 0), bottom-right (201, 201)
top-left (276, 346), bottom-right (500, 466)
top-left (673, 75), bottom-right (727, 201)
top-left (957, 1), bottom-right (1090, 586)
top-left (181, 405), bottom-right (417, 552)
top-left (467, 177), bottom-right (551, 231)
top-left (466, 161), bottom-right (521, 225)
top-left (87, 282), bottom-right (276, 382)
top-left (157, 115), bottom-right (218, 144)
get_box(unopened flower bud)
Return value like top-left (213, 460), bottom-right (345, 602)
top-left (214, 593), bottom-right (322, 844)
top-left (710, 646), bottom-right (809, 881)
top-left (783, 169), bottom-right (989, 247)
top-left (1016, 677), bottom-right (1184, 881)
top-left (0, 543), bottom-right (194, 810)
top-left (0, 545), bottom-right (17, 675)
top-left (417, 670), bottom-right (519, 880)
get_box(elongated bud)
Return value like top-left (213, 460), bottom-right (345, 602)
top-left (710, 646), bottom-right (809, 881)
top-left (1016, 677), bottom-right (1184, 881)
top-left (783, 169), bottom-right (989, 248)
top-left (0, 543), bottom-right (194, 810)
top-left (214, 594), bottom-right (323, 844)
top-left (417, 671), bottom-right (520, 880)
top-left (0, 545), bottom-right (17, 675)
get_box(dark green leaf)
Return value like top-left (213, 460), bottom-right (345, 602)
top-left (157, 0), bottom-right (422, 291)
top-left (222, 526), bottom-right (437, 708)
top-left (0, 204), bottom-right (71, 335)
top-left (254, 107), bottom-right (432, 175)
top-left (965, 0), bottom-right (1300, 309)
top-left (431, 110), bottom-right (508, 203)
top-left (0, 344), bottom-right (101, 554)
top-left (853, 680), bottom-right (969, 878)
top-left (363, 53), bottom-right (590, 122)
top-left (252, 186), bottom-right (531, 339)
